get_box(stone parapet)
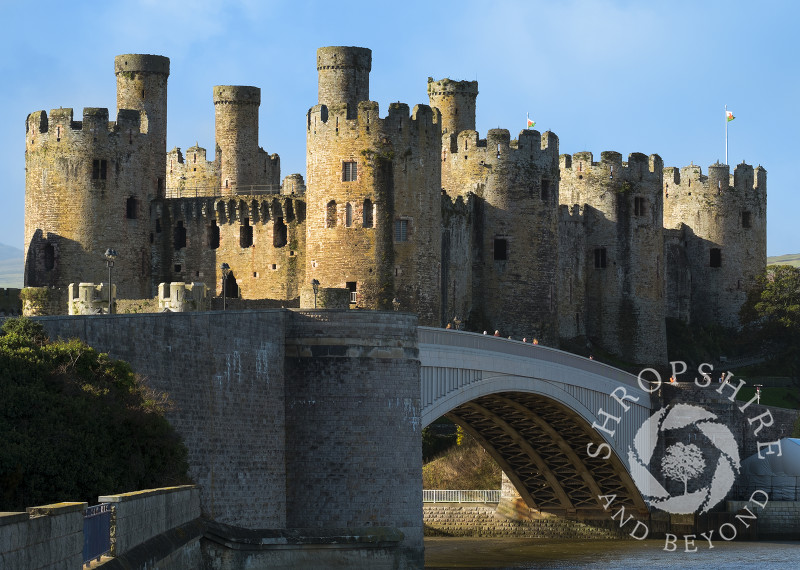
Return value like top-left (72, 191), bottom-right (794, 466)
top-left (0, 502), bottom-right (85, 568)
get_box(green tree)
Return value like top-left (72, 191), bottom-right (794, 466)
top-left (0, 318), bottom-right (190, 511)
top-left (742, 265), bottom-right (800, 383)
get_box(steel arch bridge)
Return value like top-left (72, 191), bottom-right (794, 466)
top-left (419, 327), bottom-right (652, 516)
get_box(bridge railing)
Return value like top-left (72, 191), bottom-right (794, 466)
top-left (423, 490), bottom-right (501, 503)
top-left (418, 327), bottom-right (642, 390)
top-left (83, 503), bottom-right (111, 565)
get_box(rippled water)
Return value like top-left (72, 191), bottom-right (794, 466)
top-left (424, 538), bottom-right (800, 568)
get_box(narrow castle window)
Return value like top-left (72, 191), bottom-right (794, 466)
top-left (346, 282), bottom-right (357, 304)
top-left (343, 161), bottom-right (357, 182)
top-left (345, 203), bottom-right (353, 227)
top-left (594, 247), bottom-right (607, 269)
top-left (126, 197), bottom-right (138, 219)
top-left (56, 126), bottom-right (61, 141)
top-left (326, 200), bottom-right (337, 227)
top-left (92, 159), bottom-right (108, 180)
top-left (742, 211), bottom-right (752, 228)
top-left (155, 218), bottom-right (162, 233)
top-left (274, 217), bottom-right (287, 248)
top-left (395, 219), bottom-right (409, 242)
top-left (157, 178), bottom-right (163, 196)
top-left (240, 218), bottom-right (253, 248)
top-left (174, 221), bottom-right (186, 250)
top-left (208, 221), bottom-right (220, 249)
top-left (363, 199), bottom-right (374, 228)
top-left (541, 179), bottom-right (550, 201)
top-left (710, 248), bottom-right (722, 268)
top-left (493, 238), bottom-right (508, 261)
top-left (634, 196), bottom-right (647, 216)
top-left (43, 243), bottom-right (55, 271)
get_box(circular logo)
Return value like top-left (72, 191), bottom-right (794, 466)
top-left (627, 403), bottom-right (740, 514)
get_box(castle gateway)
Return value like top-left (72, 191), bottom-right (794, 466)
top-left (24, 47), bottom-right (766, 365)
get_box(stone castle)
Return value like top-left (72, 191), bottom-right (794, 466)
top-left (23, 47), bottom-right (766, 364)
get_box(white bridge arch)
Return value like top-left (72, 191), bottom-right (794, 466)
top-left (418, 327), bottom-right (652, 515)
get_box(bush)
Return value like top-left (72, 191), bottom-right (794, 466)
top-left (0, 318), bottom-right (190, 510)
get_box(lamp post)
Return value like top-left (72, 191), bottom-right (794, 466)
top-left (220, 263), bottom-right (231, 311)
top-left (392, 298), bottom-right (400, 312)
top-left (453, 315), bottom-right (462, 331)
top-left (755, 384), bottom-right (763, 404)
top-left (104, 248), bottom-right (118, 314)
top-left (311, 279), bottom-right (320, 309)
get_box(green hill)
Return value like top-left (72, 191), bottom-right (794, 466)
top-left (768, 253), bottom-right (800, 268)
top-left (0, 244), bottom-right (23, 288)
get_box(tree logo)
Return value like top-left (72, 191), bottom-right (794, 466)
top-left (627, 403), bottom-right (740, 514)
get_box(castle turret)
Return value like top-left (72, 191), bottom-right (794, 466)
top-left (559, 151), bottom-right (667, 365)
top-left (306, 47), bottom-right (442, 323)
top-left (214, 86), bottom-right (262, 194)
top-left (662, 161), bottom-right (766, 327)
top-left (427, 78), bottom-right (478, 135)
top-left (316, 47), bottom-right (371, 113)
top-left (115, 54), bottom-right (169, 197)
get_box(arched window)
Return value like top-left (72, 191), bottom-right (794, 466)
top-left (326, 200), bottom-right (337, 228)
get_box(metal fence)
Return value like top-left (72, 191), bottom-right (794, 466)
top-left (83, 503), bottom-right (111, 566)
top-left (423, 490), bottom-right (501, 503)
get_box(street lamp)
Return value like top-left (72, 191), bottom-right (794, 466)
top-left (220, 263), bottom-right (231, 311)
top-left (392, 298), bottom-right (400, 312)
top-left (755, 384), bottom-right (763, 404)
top-left (104, 248), bottom-right (118, 314)
top-left (453, 316), bottom-right (462, 331)
top-left (311, 279), bottom-right (320, 309)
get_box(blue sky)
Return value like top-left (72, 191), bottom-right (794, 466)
top-left (2, 0), bottom-right (797, 256)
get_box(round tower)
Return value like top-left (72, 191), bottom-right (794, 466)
top-left (427, 78), bottom-right (478, 135)
top-left (213, 85), bottom-right (261, 194)
top-left (114, 54), bottom-right (169, 185)
top-left (316, 47), bottom-right (371, 110)
top-left (559, 151), bottom-right (667, 365)
top-left (662, 162), bottom-right (766, 327)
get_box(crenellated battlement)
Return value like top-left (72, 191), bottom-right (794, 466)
top-left (448, 128), bottom-right (559, 166)
top-left (157, 194), bottom-right (306, 227)
top-left (307, 100), bottom-right (441, 139)
top-left (114, 54), bottom-right (169, 76)
top-left (26, 107), bottom-right (145, 140)
top-left (560, 150), bottom-right (663, 183)
top-left (213, 85), bottom-right (260, 105)
top-left (663, 161), bottom-right (765, 199)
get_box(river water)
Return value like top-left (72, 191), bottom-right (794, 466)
top-left (424, 537), bottom-right (800, 568)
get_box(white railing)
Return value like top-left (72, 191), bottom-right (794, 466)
top-left (423, 490), bottom-right (501, 503)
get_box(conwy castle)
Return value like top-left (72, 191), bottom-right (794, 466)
top-left (23, 47), bottom-right (766, 364)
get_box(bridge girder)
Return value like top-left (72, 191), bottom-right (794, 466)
top-left (446, 391), bottom-right (648, 516)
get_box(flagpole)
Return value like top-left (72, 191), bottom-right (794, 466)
top-left (725, 104), bottom-right (728, 165)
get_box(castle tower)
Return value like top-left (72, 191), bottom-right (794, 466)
top-left (115, 54), bottom-right (169, 197)
top-left (316, 47), bottom-right (371, 112)
top-left (559, 151), bottom-right (667, 365)
top-left (440, 125), bottom-right (561, 340)
top-left (214, 86), bottom-right (262, 194)
top-left (427, 78), bottom-right (478, 135)
top-left (662, 162), bottom-right (766, 327)
top-left (306, 47), bottom-right (442, 324)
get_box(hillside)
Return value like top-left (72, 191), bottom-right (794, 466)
top-left (0, 243), bottom-right (23, 288)
top-left (768, 253), bottom-right (800, 268)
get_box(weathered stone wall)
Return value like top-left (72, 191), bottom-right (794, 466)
top-left (423, 503), bottom-right (623, 538)
top-left (306, 77), bottom-right (442, 323)
top-left (559, 151), bottom-right (667, 364)
top-left (663, 162), bottom-right (767, 327)
top-left (99, 486), bottom-right (200, 557)
top-left (0, 502), bottom-right (85, 568)
top-left (166, 145), bottom-right (220, 198)
top-left (151, 194), bottom-right (305, 302)
top-left (557, 205), bottom-right (587, 339)
top-left (283, 311), bottom-right (423, 555)
top-left (38, 311), bottom-right (288, 529)
top-left (728, 500), bottom-right (800, 539)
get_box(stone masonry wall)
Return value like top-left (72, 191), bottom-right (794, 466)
top-left (284, 310), bottom-right (423, 559)
top-left (423, 504), bottom-right (623, 539)
top-left (37, 311), bottom-right (288, 529)
top-left (99, 486), bottom-right (200, 557)
top-left (728, 500), bottom-right (800, 539)
top-left (0, 502), bottom-right (85, 569)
